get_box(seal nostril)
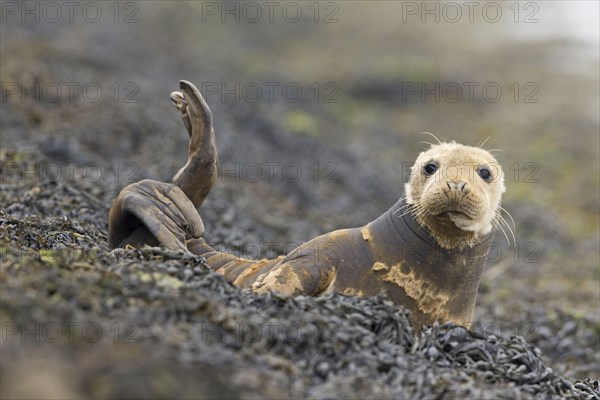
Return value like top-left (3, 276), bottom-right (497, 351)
top-left (447, 181), bottom-right (468, 192)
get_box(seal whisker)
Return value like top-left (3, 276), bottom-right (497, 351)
top-left (396, 202), bottom-right (419, 219)
top-left (420, 132), bottom-right (443, 145)
top-left (406, 202), bottom-right (425, 215)
top-left (393, 203), bottom-right (413, 215)
top-left (492, 217), bottom-right (511, 246)
top-left (412, 207), bottom-right (427, 222)
top-left (477, 136), bottom-right (492, 149)
top-left (492, 221), bottom-right (510, 246)
top-left (396, 205), bottom-right (419, 219)
top-left (498, 206), bottom-right (516, 230)
top-left (395, 210), bottom-right (412, 218)
top-left (393, 197), bottom-right (416, 214)
top-left (495, 212), bottom-right (516, 246)
top-left (397, 209), bottom-right (416, 219)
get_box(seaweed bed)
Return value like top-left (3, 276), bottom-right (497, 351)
top-left (1, 150), bottom-right (598, 399)
top-left (1, 2), bottom-right (599, 398)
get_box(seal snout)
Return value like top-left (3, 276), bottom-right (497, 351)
top-left (444, 179), bottom-right (470, 202)
top-left (442, 179), bottom-right (473, 214)
top-left (446, 180), bottom-right (468, 192)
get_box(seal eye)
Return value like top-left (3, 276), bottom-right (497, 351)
top-left (423, 162), bottom-right (438, 176)
top-left (478, 167), bottom-right (492, 182)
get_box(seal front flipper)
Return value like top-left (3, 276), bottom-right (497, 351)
top-left (250, 260), bottom-right (337, 298)
top-left (108, 179), bottom-right (204, 251)
top-left (172, 80), bottom-right (218, 208)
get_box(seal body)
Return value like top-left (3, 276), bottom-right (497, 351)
top-left (108, 81), bottom-right (505, 329)
top-left (187, 198), bottom-right (493, 328)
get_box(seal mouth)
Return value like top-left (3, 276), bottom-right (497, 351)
top-left (433, 208), bottom-right (476, 222)
top-left (445, 211), bottom-right (473, 220)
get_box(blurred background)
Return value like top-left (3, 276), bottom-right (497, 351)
top-left (1, 0), bottom-right (599, 391)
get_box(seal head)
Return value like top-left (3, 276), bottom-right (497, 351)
top-left (404, 141), bottom-right (505, 249)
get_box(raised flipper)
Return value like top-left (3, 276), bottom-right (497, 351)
top-left (108, 81), bottom-right (217, 250)
top-left (171, 80), bottom-right (218, 208)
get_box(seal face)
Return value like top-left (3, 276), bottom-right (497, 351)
top-left (108, 81), bottom-right (509, 329)
top-left (404, 142), bottom-right (505, 249)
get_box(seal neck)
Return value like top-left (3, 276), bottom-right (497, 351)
top-left (368, 197), bottom-right (495, 277)
top-left (366, 198), bottom-right (495, 327)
